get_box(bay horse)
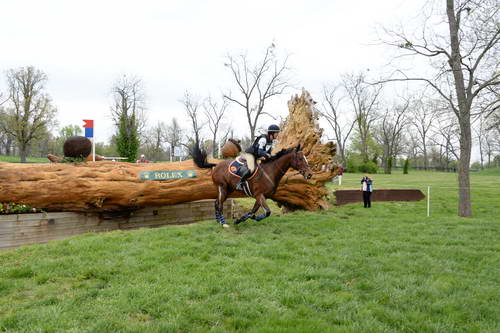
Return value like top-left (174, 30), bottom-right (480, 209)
top-left (192, 144), bottom-right (312, 227)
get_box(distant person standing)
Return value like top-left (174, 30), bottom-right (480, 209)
top-left (338, 165), bottom-right (344, 185)
top-left (136, 154), bottom-right (149, 163)
top-left (361, 175), bottom-right (373, 208)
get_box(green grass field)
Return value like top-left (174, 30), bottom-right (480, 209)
top-left (0, 155), bottom-right (49, 163)
top-left (0, 170), bottom-right (499, 332)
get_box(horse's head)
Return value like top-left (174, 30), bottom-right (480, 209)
top-left (291, 144), bottom-right (312, 179)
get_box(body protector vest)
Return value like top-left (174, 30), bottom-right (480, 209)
top-left (245, 134), bottom-right (273, 158)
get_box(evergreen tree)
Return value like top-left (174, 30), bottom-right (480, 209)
top-left (110, 75), bottom-right (145, 162)
top-left (403, 158), bottom-right (409, 174)
top-left (116, 112), bottom-right (139, 162)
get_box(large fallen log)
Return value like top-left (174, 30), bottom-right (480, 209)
top-left (0, 89), bottom-right (338, 213)
top-left (0, 160), bottom-right (334, 212)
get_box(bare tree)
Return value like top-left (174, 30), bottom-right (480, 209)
top-left (223, 43), bottom-right (292, 139)
top-left (474, 85), bottom-right (499, 168)
top-left (0, 108), bottom-right (13, 155)
top-left (486, 108), bottom-right (500, 130)
top-left (0, 92), bottom-right (10, 155)
top-left (110, 75), bottom-right (147, 133)
top-left (0, 66), bottom-right (57, 162)
top-left (430, 115), bottom-right (461, 168)
top-left (218, 125), bottom-right (235, 150)
top-left (181, 91), bottom-right (205, 147)
top-left (343, 72), bottom-right (382, 162)
top-left (0, 132), bottom-right (8, 155)
top-left (203, 94), bottom-right (228, 157)
top-left (381, 0), bottom-right (499, 216)
top-left (482, 128), bottom-right (497, 167)
top-left (0, 92), bottom-right (8, 106)
top-left (409, 98), bottom-right (441, 170)
top-left (142, 121), bottom-right (168, 162)
top-left (319, 83), bottom-right (355, 166)
top-left (473, 113), bottom-right (487, 169)
top-left (480, 84), bottom-right (500, 125)
top-left (405, 129), bottom-right (420, 166)
top-left (164, 117), bottom-right (184, 162)
top-left (374, 99), bottom-right (410, 173)
top-left (483, 112), bottom-right (500, 167)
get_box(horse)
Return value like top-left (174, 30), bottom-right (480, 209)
top-left (192, 144), bottom-right (313, 227)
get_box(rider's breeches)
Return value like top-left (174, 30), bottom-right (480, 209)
top-left (240, 153), bottom-right (256, 172)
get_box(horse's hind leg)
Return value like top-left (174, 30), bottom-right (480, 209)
top-left (235, 200), bottom-right (260, 225)
top-left (215, 185), bottom-right (229, 228)
top-left (252, 194), bottom-right (271, 221)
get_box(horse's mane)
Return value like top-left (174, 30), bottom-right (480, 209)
top-left (264, 147), bottom-right (295, 163)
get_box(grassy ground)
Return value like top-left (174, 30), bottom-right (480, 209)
top-left (0, 170), bottom-right (499, 332)
top-left (0, 155), bottom-right (49, 163)
top-left (473, 167), bottom-right (500, 176)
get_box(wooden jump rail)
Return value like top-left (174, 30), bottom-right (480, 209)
top-left (0, 199), bottom-right (237, 250)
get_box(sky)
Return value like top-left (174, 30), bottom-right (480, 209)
top-left (1, 0), bottom-right (442, 150)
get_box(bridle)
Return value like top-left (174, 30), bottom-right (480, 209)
top-left (257, 150), bottom-right (311, 186)
top-left (297, 154), bottom-right (312, 179)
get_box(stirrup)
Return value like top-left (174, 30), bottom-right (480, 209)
top-left (236, 181), bottom-right (246, 190)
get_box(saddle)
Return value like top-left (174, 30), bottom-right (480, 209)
top-left (228, 157), bottom-right (258, 179)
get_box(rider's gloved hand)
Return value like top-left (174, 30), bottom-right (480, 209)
top-left (266, 153), bottom-right (271, 159)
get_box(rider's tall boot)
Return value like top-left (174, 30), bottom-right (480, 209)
top-left (236, 168), bottom-right (251, 191)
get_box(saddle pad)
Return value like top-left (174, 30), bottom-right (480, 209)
top-left (228, 158), bottom-right (258, 179)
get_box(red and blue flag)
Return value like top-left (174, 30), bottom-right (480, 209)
top-left (83, 119), bottom-right (94, 138)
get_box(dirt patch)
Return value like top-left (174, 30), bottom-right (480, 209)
top-left (334, 189), bottom-right (425, 205)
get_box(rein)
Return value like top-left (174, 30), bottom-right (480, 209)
top-left (259, 167), bottom-right (275, 187)
top-left (272, 153), bottom-right (304, 178)
top-left (257, 153), bottom-right (294, 187)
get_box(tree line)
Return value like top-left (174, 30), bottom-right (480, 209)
top-left (0, 43), bottom-right (291, 163)
top-left (320, 73), bottom-right (499, 174)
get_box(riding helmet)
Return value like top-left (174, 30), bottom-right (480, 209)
top-left (268, 124), bottom-right (280, 133)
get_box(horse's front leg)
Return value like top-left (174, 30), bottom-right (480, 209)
top-left (235, 200), bottom-right (260, 225)
top-left (252, 194), bottom-right (271, 221)
top-left (215, 185), bottom-right (230, 228)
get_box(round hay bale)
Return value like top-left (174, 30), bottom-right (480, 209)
top-left (221, 139), bottom-right (242, 158)
top-left (63, 136), bottom-right (92, 158)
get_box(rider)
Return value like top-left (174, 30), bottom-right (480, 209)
top-left (236, 124), bottom-right (281, 190)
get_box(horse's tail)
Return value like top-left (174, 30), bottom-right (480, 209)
top-left (191, 144), bottom-right (217, 169)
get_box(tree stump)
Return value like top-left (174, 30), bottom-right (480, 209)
top-left (272, 89), bottom-right (338, 210)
